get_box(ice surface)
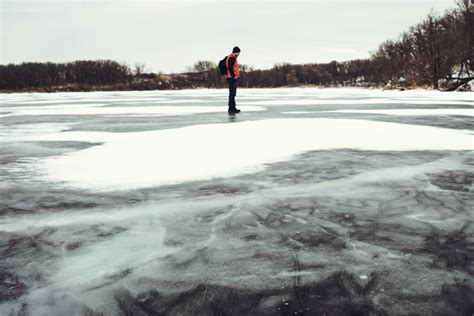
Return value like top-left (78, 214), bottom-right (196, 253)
top-left (319, 109), bottom-right (474, 117)
top-left (14, 118), bottom-right (472, 191)
top-left (0, 88), bottom-right (473, 315)
top-left (242, 99), bottom-right (473, 106)
top-left (0, 123), bottom-right (72, 138)
top-left (0, 105), bottom-right (265, 117)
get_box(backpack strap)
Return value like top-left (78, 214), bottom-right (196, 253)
top-left (226, 54), bottom-right (236, 77)
top-left (225, 54), bottom-right (233, 69)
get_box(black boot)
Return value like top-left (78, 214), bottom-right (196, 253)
top-left (228, 106), bottom-right (240, 114)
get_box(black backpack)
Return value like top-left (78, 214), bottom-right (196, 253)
top-left (218, 56), bottom-right (228, 75)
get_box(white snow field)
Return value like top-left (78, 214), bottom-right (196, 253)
top-left (0, 88), bottom-right (473, 315)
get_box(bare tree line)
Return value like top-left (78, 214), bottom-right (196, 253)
top-left (0, 1), bottom-right (472, 92)
top-left (0, 60), bottom-right (131, 90)
top-left (189, 1), bottom-right (472, 90)
top-left (369, 0), bottom-right (473, 89)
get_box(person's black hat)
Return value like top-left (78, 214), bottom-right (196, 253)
top-left (232, 46), bottom-right (241, 53)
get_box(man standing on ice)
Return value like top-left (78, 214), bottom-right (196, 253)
top-left (226, 46), bottom-right (241, 114)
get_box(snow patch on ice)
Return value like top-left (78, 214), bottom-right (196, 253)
top-left (19, 118), bottom-right (473, 191)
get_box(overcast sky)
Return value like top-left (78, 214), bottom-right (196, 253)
top-left (1, 0), bottom-right (457, 73)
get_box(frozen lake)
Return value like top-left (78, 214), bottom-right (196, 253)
top-left (0, 88), bottom-right (473, 315)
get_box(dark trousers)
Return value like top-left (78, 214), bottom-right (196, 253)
top-left (227, 78), bottom-right (238, 110)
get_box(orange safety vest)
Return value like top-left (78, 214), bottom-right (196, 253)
top-left (225, 53), bottom-right (240, 79)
